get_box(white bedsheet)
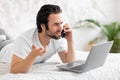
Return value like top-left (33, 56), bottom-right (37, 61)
top-left (0, 51), bottom-right (120, 80)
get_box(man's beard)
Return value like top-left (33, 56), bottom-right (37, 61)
top-left (45, 30), bottom-right (61, 40)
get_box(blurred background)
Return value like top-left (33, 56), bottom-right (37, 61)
top-left (0, 0), bottom-right (120, 52)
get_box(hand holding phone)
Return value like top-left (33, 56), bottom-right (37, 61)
top-left (61, 29), bottom-right (66, 38)
top-left (61, 24), bottom-right (71, 38)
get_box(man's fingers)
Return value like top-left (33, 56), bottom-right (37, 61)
top-left (32, 44), bottom-right (46, 56)
top-left (43, 46), bottom-right (47, 53)
top-left (38, 47), bottom-right (46, 56)
top-left (32, 44), bottom-right (38, 49)
top-left (63, 24), bottom-right (71, 32)
top-left (63, 24), bottom-right (69, 28)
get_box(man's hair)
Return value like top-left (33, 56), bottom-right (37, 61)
top-left (36, 4), bottom-right (62, 33)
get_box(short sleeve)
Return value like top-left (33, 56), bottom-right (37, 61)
top-left (12, 36), bottom-right (31, 59)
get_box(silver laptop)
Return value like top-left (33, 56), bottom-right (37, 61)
top-left (57, 41), bottom-right (113, 73)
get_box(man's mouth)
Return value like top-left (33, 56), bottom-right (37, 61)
top-left (56, 31), bottom-right (61, 35)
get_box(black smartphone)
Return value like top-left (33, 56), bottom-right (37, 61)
top-left (61, 30), bottom-right (66, 38)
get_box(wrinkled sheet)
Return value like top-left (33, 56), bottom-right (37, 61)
top-left (0, 51), bottom-right (120, 80)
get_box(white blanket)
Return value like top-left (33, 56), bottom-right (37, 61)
top-left (0, 51), bottom-right (120, 80)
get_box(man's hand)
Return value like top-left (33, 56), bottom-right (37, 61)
top-left (58, 24), bottom-right (76, 63)
top-left (10, 44), bottom-right (46, 73)
top-left (31, 44), bottom-right (46, 56)
top-left (63, 24), bottom-right (73, 41)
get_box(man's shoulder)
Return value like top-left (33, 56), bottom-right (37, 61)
top-left (19, 27), bottom-right (37, 37)
top-left (23, 27), bottom-right (37, 35)
top-left (15, 27), bottom-right (37, 43)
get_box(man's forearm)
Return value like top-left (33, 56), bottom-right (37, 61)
top-left (11, 52), bottom-right (37, 73)
top-left (67, 40), bottom-right (76, 62)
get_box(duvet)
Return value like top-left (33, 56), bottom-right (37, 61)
top-left (0, 51), bottom-right (120, 80)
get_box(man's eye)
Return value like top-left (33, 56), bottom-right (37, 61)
top-left (55, 23), bottom-right (59, 26)
top-left (54, 22), bottom-right (63, 26)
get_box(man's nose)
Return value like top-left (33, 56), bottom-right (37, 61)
top-left (58, 24), bottom-right (63, 30)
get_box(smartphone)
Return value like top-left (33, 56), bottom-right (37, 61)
top-left (61, 30), bottom-right (66, 38)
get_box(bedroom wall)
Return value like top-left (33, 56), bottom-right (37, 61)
top-left (93, 0), bottom-right (117, 22)
top-left (0, 0), bottom-right (119, 50)
top-left (115, 0), bottom-right (120, 22)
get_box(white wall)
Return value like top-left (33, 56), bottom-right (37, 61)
top-left (115, 0), bottom-right (120, 22)
top-left (92, 0), bottom-right (117, 23)
top-left (0, 0), bottom-right (119, 50)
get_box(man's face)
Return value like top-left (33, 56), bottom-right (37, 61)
top-left (45, 13), bottom-right (64, 39)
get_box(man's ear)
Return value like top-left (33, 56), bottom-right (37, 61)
top-left (41, 24), bottom-right (46, 30)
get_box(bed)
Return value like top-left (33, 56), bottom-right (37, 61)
top-left (0, 50), bottom-right (120, 80)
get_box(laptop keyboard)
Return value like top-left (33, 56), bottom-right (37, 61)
top-left (66, 60), bottom-right (85, 68)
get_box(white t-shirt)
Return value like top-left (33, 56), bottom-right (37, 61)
top-left (0, 28), bottom-right (67, 63)
top-left (0, 43), bottom-right (14, 63)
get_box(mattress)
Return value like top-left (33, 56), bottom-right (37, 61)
top-left (0, 51), bottom-right (120, 80)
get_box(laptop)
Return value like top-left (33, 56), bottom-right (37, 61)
top-left (57, 41), bottom-right (113, 73)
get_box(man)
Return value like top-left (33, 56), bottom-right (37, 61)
top-left (0, 4), bottom-right (76, 73)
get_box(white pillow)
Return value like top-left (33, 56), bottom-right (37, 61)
top-left (0, 35), bottom-right (6, 42)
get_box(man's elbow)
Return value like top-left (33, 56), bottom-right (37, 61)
top-left (10, 67), bottom-right (28, 74)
